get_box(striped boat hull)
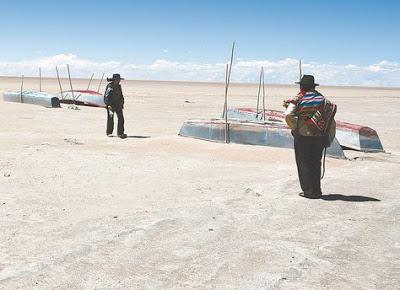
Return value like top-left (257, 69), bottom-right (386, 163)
top-left (58, 90), bottom-right (105, 107)
top-left (225, 108), bottom-right (384, 152)
top-left (179, 119), bottom-right (345, 159)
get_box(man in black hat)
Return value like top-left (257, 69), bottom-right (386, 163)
top-left (284, 75), bottom-right (336, 199)
top-left (104, 73), bottom-right (127, 138)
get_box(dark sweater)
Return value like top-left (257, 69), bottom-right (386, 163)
top-left (104, 82), bottom-right (124, 110)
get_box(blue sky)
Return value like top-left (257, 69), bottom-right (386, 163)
top-left (1, 0), bottom-right (399, 86)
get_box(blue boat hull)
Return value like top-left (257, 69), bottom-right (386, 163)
top-left (3, 91), bottom-right (60, 108)
top-left (179, 119), bottom-right (345, 159)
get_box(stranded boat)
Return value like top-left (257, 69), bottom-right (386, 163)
top-left (58, 90), bottom-right (105, 107)
top-left (179, 118), bottom-right (345, 159)
top-left (225, 108), bottom-right (384, 152)
top-left (3, 91), bottom-right (60, 108)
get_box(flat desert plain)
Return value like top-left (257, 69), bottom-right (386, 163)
top-left (0, 76), bottom-right (399, 289)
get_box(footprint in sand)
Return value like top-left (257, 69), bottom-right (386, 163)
top-left (64, 138), bottom-right (84, 145)
top-left (245, 188), bottom-right (262, 197)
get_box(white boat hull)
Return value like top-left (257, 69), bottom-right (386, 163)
top-left (58, 90), bottom-right (105, 107)
top-left (225, 108), bottom-right (384, 152)
top-left (3, 91), bottom-right (60, 108)
top-left (179, 119), bottom-right (345, 159)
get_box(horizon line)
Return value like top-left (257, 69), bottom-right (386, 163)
top-left (1, 75), bottom-right (400, 90)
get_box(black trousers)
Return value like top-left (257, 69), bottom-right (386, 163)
top-left (294, 135), bottom-right (325, 196)
top-left (106, 107), bottom-right (124, 135)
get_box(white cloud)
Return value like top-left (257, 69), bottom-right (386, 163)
top-left (0, 54), bottom-right (399, 87)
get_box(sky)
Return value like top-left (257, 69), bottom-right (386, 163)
top-left (0, 0), bottom-right (399, 86)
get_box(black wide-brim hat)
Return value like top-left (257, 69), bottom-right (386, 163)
top-left (296, 74), bottom-right (319, 86)
top-left (107, 73), bottom-right (125, 82)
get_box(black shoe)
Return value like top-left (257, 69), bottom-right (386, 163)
top-left (299, 192), bottom-right (322, 199)
top-left (118, 133), bottom-right (127, 139)
top-left (107, 133), bottom-right (113, 137)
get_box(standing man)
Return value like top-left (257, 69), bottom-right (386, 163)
top-left (284, 75), bottom-right (337, 199)
top-left (104, 73), bottom-right (127, 139)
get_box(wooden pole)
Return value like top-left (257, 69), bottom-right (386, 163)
top-left (20, 75), bottom-right (24, 103)
top-left (224, 64), bottom-right (229, 143)
top-left (222, 41), bottom-right (235, 118)
top-left (97, 72), bottom-right (105, 93)
top-left (39, 67), bottom-right (42, 92)
top-left (256, 66), bottom-right (262, 117)
top-left (262, 66), bottom-right (266, 121)
top-left (55, 66), bottom-right (64, 99)
top-left (227, 41), bottom-right (235, 84)
top-left (87, 73), bottom-right (94, 90)
top-left (299, 59), bottom-right (302, 83)
top-left (66, 64), bottom-right (75, 105)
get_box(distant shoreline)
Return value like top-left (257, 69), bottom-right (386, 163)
top-left (1, 75), bottom-right (400, 90)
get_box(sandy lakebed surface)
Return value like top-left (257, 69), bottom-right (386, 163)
top-left (0, 76), bottom-right (399, 289)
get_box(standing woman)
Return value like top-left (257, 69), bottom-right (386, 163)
top-left (104, 73), bottom-right (127, 139)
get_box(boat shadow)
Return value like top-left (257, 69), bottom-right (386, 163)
top-left (321, 194), bottom-right (380, 202)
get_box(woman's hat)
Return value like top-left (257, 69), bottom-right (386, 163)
top-left (107, 73), bottom-right (125, 82)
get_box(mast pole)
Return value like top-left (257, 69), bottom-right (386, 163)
top-left (299, 59), bottom-right (302, 82)
top-left (55, 66), bottom-right (64, 99)
top-left (256, 66), bottom-right (262, 117)
top-left (223, 42), bottom-right (235, 143)
top-left (224, 64), bottom-right (229, 143)
top-left (87, 73), bottom-right (94, 90)
top-left (97, 72), bottom-right (105, 93)
top-left (39, 67), bottom-right (42, 92)
top-left (20, 75), bottom-right (24, 103)
top-left (262, 66), bottom-right (266, 121)
top-left (222, 41), bottom-right (235, 118)
top-left (66, 64), bottom-right (75, 105)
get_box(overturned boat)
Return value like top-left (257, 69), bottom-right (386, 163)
top-left (58, 90), bottom-right (105, 107)
top-left (225, 108), bottom-right (384, 152)
top-left (179, 118), bottom-right (345, 159)
top-left (179, 44), bottom-right (345, 159)
top-left (3, 91), bottom-right (60, 108)
top-left (334, 121), bottom-right (384, 153)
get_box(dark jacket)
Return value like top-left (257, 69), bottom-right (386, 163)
top-left (104, 82), bottom-right (124, 110)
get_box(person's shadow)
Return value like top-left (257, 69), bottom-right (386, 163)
top-left (126, 135), bottom-right (151, 139)
top-left (321, 194), bottom-right (380, 202)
